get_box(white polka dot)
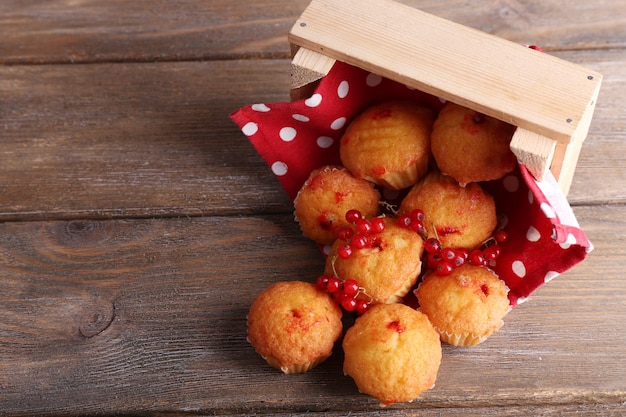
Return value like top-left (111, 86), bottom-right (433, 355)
top-left (366, 73), bottom-right (382, 87)
top-left (438, 97), bottom-right (447, 104)
top-left (540, 202), bottom-right (556, 219)
top-left (271, 161), bottom-right (288, 176)
top-left (526, 226), bottom-right (541, 242)
top-left (405, 84), bottom-right (416, 90)
top-left (503, 174), bottom-right (519, 192)
top-left (292, 114), bottom-right (309, 122)
top-left (528, 190), bottom-right (534, 204)
top-left (512, 260), bottom-right (526, 278)
top-left (586, 242), bottom-right (594, 253)
top-left (323, 245), bottom-right (332, 256)
top-left (305, 93), bottom-right (322, 107)
top-left (279, 127), bottom-right (297, 142)
top-left (516, 296), bottom-right (529, 304)
top-left (544, 271), bottom-right (559, 283)
top-left (251, 103), bottom-right (270, 112)
top-left (337, 81), bottom-right (349, 98)
top-left (317, 136), bottom-right (334, 149)
top-left (242, 122), bottom-right (258, 136)
top-left (559, 233), bottom-right (577, 249)
top-left (330, 117), bottom-right (347, 130)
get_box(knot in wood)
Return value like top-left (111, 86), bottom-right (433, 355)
top-left (79, 300), bottom-right (115, 338)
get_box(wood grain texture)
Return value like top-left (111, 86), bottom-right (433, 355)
top-left (0, 51), bottom-right (623, 222)
top-left (0, 0), bottom-right (624, 64)
top-left (1, 0), bottom-right (625, 415)
top-left (0, 207), bottom-right (624, 415)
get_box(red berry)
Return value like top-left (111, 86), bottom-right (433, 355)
top-left (370, 217), bottom-right (386, 234)
top-left (337, 243), bottom-right (353, 259)
top-left (355, 218), bottom-right (372, 235)
top-left (409, 209), bottom-right (425, 223)
top-left (436, 260), bottom-right (454, 276)
top-left (426, 252), bottom-right (443, 269)
top-left (441, 247), bottom-right (456, 261)
top-left (351, 234), bottom-right (369, 249)
top-left (342, 279), bottom-right (360, 298)
top-left (315, 275), bottom-right (330, 291)
top-left (456, 247), bottom-right (469, 260)
top-left (337, 226), bottom-right (354, 241)
top-left (340, 294), bottom-right (358, 312)
top-left (345, 209), bottom-right (362, 224)
top-left (494, 230), bottom-right (508, 244)
top-left (355, 299), bottom-right (370, 315)
top-left (483, 244), bottom-right (502, 261)
top-left (410, 220), bottom-right (424, 233)
top-left (469, 249), bottom-right (487, 266)
top-left (397, 214), bottom-right (411, 228)
top-left (453, 251), bottom-right (466, 267)
top-left (424, 238), bottom-right (442, 254)
top-left (326, 277), bottom-right (342, 293)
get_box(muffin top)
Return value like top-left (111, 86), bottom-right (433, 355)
top-left (247, 281), bottom-right (343, 373)
top-left (399, 170), bottom-right (497, 249)
top-left (416, 264), bottom-right (510, 345)
top-left (339, 100), bottom-right (435, 189)
top-left (294, 165), bottom-right (380, 245)
top-left (324, 217), bottom-right (424, 304)
top-left (342, 303), bottom-right (442, 405)
top-left (430, 102), bottom-right (517, 184)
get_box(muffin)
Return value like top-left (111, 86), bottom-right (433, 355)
top-left (294, 165), bottom-right (380, 245)
top-left (247, 281), bottom-right (343, 373)
top-left (430, 102), bottom-right (517, 184)
top-left (324, 217), bottom-right (424, 304)
top-left (342, 303), bottom-right (442, 405)
top-left (416, 264), bottom-right (510, 346)
top-left (399, 170), bottom-right (497, 249)
top-left (339, 100), bottom-right (435, 190)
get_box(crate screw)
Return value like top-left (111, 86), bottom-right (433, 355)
top-left (566, 118), bottom-right (573, 123)
top-left (587, 75), bottom-right (594, 80)
top-left (300, 22), bottom-right (307, 27)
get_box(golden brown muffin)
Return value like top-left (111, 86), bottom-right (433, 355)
top-left (342, 303), bottom-right (442, 405)
top-left (399, 170), bottom-right (497, 249)
top-left (324, 217), bottom-right (424, 304)
top-left (294, 165), bottom-right (380, 245)
top-left (416, 264), bottom-right (510, 346)
top-left (430, 102), bottom-right (517, 184)
top-left (339, 100), bottom-right (435, 190)
top-left (247, 281), bottom-right (343, 373)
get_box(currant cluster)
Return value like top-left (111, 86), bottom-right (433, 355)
top-left (425, 230), bottom-right (508, 276)
top-left (396, 208), bottom-right (427, 237)
top-left (335, 209), bottom-right (386, 259)
top-left (316, 274), bottom-right (371, 315)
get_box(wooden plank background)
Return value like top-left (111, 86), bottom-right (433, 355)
top-left (1, 1), bottom-right (625, 416)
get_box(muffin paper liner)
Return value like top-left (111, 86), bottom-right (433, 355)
top-left (230, 60), bottom-right (591, 306)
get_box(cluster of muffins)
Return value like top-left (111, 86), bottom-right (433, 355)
top-left (247, 100), bottom-right (517, 405)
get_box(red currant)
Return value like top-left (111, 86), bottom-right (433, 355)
top-left (345, 209), bottom-right (362, 224)
top-left (469, 249), bottom-right (487, 266)
top-left (326, 277), bottom-right (342, 293)
top-left (397, 214), bottom-right (411, 228)
top-left (337, 243), bottom-right (353, 259)
top-left (436, 260), bottom-right (454, 276)
top-left (337, 226), bottom-right (354, 241)
top-left (494, 230), bottom-right (508, 244)
top-left (315, 275), bottom-right (330, 291)
top-left (410, 220), bottom-right (424, 233)
top-left (351, 234), bottom-right (369, 249)
top-left (340, 294), bottom-right (358, 312)
top-left (355, 299), bottom-right (370, 315)
top-left (409, 209), bottom-right (425, 223)
top-left (453, 251), bottom-right (466, 267)
top-left (426, 252), bottom-right (443, 269)
top-left (370, 217), bottom-right (386, 234)
top-left (355, 218), bottom-right (372, 235)
top-left (342, 279), bottom-right (360, 298)
top-left (441, 247), bottom-right (456, 261)
top-left (483, 244), bottom-right (502, 261)
top-left (424, 238), bottom-right (442, 254)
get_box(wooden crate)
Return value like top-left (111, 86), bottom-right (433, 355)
top-left (288, 0), bottom-right (602, 195)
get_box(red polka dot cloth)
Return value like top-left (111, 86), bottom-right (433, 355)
top-left (230, 61), bottom-right (592, 306)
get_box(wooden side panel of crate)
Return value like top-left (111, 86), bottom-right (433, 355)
top-left (289, 0), bottom-right (602, 146)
